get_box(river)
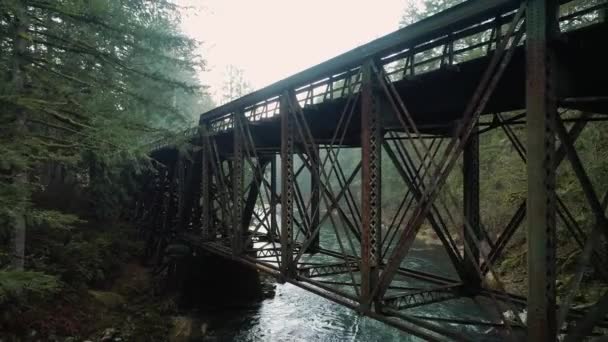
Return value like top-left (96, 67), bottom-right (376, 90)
top-left (184, 221), bottom-right (518, 341)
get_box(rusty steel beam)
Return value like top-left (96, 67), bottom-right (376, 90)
top-left (482, 200), bottom-right (526, 273)
top-left (463, 122), bottom-right (481, 290)
top-left (209, 139), bottom-right (233, 239)
top-left (482, 111), bottom-right (593, 274)
top-left (381, 140), bottom-right (467, 282)
top-left (360, 61), bottom-right (383, 312)
top-left (242, 159), bottom-right (270, 235)
top-left (553, 115), bottom-right (608, 330)
top-left (251, 246), bottom-right (301, 259)
top-left (309, 146), bottom-right (321, 253)
top-left (382, 285), bottom-right (460, 311)
top-left (184, 148), bottom-right (203, 232)
top-left (270, 155), bottom-right (279, 240)
top-left (232, 111), bottom-right (245, 255)
top-left (280, 92), bottom-right (295, 278)
top-left (298, 261), bottom-right (359, 278)
top-left (200, 126), bottom-right (213, 239)
top-left (525, 0), bottom-right (559, 340)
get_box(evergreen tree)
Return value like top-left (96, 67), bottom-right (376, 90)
top-left (0, 0), bottom-right (209, 269)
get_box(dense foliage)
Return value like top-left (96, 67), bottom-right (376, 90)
top-left (0, 1), bottom-right (213, 337)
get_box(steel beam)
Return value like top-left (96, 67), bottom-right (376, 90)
top-left (383, 285), bottom-right (460, 310)
top-left (382, 140), bottom-right (468, 282)
top-left (483, 112), bottom-right (593, 274)
top-left (309, 146), bottom-right (321, 253)
top-left (463, 122), bottom-right (481, 290)
top-left (242, 159), bottom-right (269, 237)
top-left (280, 92), bottom-right (295, 278)
top-left (184, 149), bottom-right (202, 232)
top-left (298, 261), bottom-right (359, 278)
top-left (232, 111), bottom-right (245, 254)
top-left (360, 61), bottom-right (382, 312)
top-left (270, 155), bottom-right (279, 240)
top-left (525, 0), bottom-right (559, 340)
top-left (200, 126), bottom-right (212, 239)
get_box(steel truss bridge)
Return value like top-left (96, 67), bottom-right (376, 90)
top-left (136, 0), bottom-right (608, 340)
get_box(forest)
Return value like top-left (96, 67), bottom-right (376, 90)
top-left (1, 0), bottom-right (607, 340)
top-left (0, 0), bottom-right (214, 339)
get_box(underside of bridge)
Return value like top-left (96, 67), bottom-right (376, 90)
top-left (137, 0), bottom-right (608, 340)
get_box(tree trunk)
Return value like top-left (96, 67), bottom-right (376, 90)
top-left (10, 1), bottom-right (29, 270)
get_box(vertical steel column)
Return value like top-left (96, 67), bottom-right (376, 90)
top-left (182, 151), bottom-right (201, 232)
top-left (526, 0), bottom-right (558, 340)
top-left (200, 125), bottom-right (212, 239)
top-left (280, 92), bottom-right (295, 278)
top-left (233, 111), bottom-right (245, 255)
top-left (309, 146), bottom-right (320, 253)
top-left (360, 61), bottom-right (382, 312)
top-left (243, 159), bottom-right (267, 235)
top-left (270, 155), bottom-right (278, 241)
top-left (463, 123), bottom-right (481, 290)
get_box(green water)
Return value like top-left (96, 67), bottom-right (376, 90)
top-left (193, 223), bottom-right (513, 341)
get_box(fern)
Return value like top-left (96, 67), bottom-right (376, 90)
top-left (0, 270), bottom-right (60, 304)
top-left (28, 209), bottom-right (84, 231)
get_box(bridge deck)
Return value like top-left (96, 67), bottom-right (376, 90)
top-left (204, 22), bottom-right (608, 155)
top-left (151, 2), bottom-right (608, 157)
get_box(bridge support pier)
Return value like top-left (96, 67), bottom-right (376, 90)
top-left (526, 0), bottom-right (559, 340)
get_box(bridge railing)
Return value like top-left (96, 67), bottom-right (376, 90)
top-left (151, 0), bottom-right (605, 151)
top-left (199, 0), bottom-right (605, 136)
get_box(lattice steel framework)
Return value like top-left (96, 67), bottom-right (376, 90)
top-left (138, 0), bottom-right (608, 340)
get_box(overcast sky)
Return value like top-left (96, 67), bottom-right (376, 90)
top-left (177, 0), bottom-right (409, 103)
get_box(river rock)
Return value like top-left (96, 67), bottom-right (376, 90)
top-left (100, 327), bottom-right (118, 341)
top-left (261, 282), bottom-right (276, 298)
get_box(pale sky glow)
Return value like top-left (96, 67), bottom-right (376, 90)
top-left (178, 0), bottom-right (408, 103)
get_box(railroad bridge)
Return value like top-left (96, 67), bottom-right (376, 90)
top-left (134, 0), bottom-right (608, 340)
